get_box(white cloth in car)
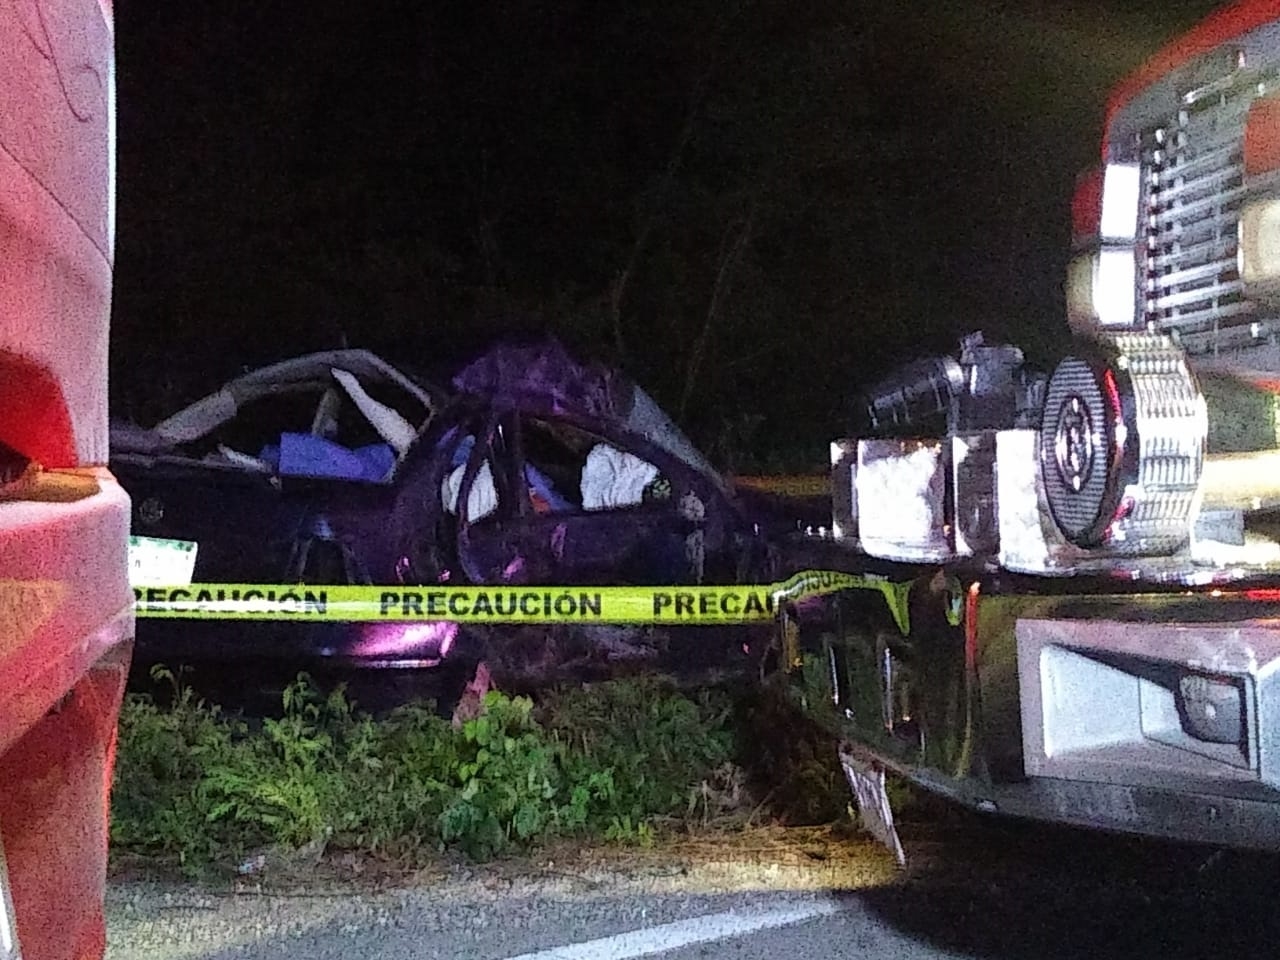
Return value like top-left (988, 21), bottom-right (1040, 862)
top-left (580, 443), bottom-right (659, 510)
top-left (442, 460), bottom-right (498, 522)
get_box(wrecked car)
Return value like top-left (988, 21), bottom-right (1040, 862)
top-left (114, 341), bottom-right (796, 694)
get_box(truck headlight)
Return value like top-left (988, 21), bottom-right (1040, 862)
top-left (1239, 197), bottom-right (1280, 291)
top-left (1066, 163), bottom-right (1140, 334)
top-left (1066, 249), bottom-right (1137, 333)
top-left (1239, 93), bottom-right (1280, 299)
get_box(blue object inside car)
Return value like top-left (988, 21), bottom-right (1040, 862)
top-left (260, 433), bottom-right (397, 483)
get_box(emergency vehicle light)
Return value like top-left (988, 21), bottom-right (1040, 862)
top-left (1100, 164), bottom-right (1140, 241)
top-left (1244, 93), bottom-right (1280, 177)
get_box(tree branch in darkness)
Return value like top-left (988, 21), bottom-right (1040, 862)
top-left (680, 202), bottom-right (754, 422)
top-left (608, 4), bottom-right (742, 365)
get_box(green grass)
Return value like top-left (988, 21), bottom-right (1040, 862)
top-left (110, 671), bottom-right (809, 873)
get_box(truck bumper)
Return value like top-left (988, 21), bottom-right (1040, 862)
top-left (987, 603), bottom-right (1280, 850)
top-left (1010, 775), bottom-right (1280, 850)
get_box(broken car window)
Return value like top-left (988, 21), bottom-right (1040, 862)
top-left (520, 418), bottom-right (667, 512)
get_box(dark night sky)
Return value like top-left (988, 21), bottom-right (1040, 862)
top-left (110, 0), bottom-right (1224, 467)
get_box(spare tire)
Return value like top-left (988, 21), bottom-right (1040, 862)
top-left (1039, 335), bottom-right (1206, 556)
top-left (1039, 354), bottom-right (1116, 547)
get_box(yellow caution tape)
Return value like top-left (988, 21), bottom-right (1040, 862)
top-left (132, 569), bottom-right (913, 629)
top-left (730, 474), bottom-right (830, 498)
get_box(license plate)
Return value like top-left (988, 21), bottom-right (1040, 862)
top-left (128, 536), bottom-right (198, 587)
top-left (838, 744), bottom-right (906, 866)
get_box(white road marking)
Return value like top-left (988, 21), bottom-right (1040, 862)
top-left (499, 897), bottom-right (848, 960)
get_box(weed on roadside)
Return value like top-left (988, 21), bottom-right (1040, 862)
top-left (111, 672), bottom-right (756, 874)
top-left (540, 676), bottom-right (737, 838)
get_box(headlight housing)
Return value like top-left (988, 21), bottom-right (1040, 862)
top-left (1066, 164), bottom-right (1141, 336)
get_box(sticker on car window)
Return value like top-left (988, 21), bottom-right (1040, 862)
top-left (128, 536), bottom-right (198, 586)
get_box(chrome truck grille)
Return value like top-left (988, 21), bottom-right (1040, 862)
top-left (1138, 60), bottom-right (1280, 357)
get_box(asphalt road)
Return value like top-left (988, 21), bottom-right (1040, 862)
top-left (105, 814), bottom-right (1280, 960)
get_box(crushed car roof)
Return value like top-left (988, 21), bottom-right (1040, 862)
top-left (452, 340), bottom-right (723, 487)
top-left (112, 340), bottom-right (723, 490)
top-left (150, 350), bottom-right (436, 446)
